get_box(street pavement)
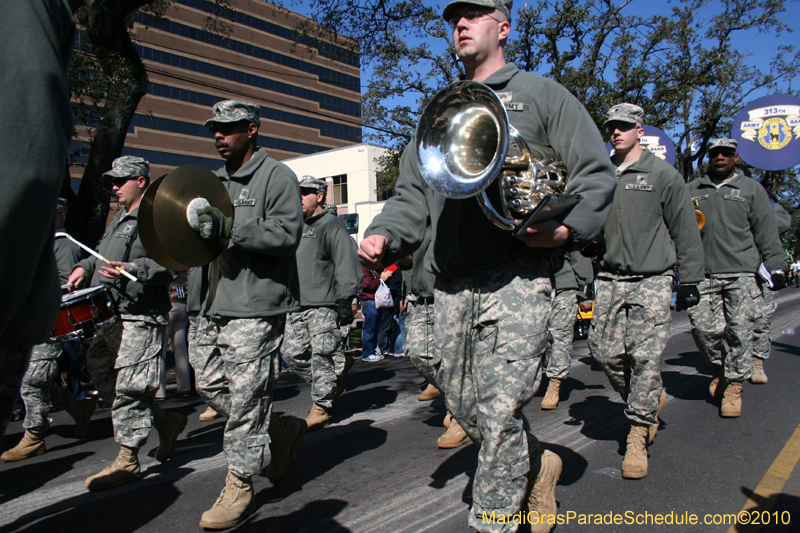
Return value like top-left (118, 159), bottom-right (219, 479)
top-left (3, 290), bottom-right (800, 532)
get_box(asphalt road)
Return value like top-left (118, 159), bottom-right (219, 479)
top-left (3, 291), bottom-right (800, 533)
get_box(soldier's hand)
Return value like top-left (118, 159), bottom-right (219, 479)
top-left (359, 235), bottom-right (387, 269)
top-left (770, 270), bottom-right (786, 291)
top-left (516, 220), bottom-right (570, 248)
top-left (196, 206), bottom-right (234, 240)
top-left (337, 299), bottom-right (354, 326)
top-left (67, 267), bottom-right (85, 291)
top-left (675, 284), bottom-right (700, 311)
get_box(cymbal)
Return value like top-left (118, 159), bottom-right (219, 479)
top-left (139, 174), bottom-right (190, 271)
top-left (139, 165), bottom-right (233, 269)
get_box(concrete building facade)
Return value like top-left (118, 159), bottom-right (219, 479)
top-left (70, 0), bottom-right (362, 182)
top-left (283, 143), bottom-right (394, 242)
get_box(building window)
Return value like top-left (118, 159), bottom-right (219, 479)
top-left (331, 174), bottom-right (347, 205)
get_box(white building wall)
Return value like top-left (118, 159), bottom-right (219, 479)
top-left (283, 143), bottom-right (393, 242)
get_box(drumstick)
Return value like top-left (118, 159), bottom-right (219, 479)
top-left (55, 232), bottom-right (138, 282)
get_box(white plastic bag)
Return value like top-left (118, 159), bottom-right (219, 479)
top-left (375, 280), bottom-right (394, 309)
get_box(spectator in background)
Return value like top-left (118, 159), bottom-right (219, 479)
top-left (378, 265), bottom-right (404, 356)
top-left (361, 267), bottom-right (384, 362)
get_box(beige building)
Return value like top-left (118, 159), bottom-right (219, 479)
top-left (282, 143), bottom-right (395, 242)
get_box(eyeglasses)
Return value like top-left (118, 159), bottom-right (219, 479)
top-left (448, 10), bottom-right (503, 29)
top-left (109, 176), bottom-right (137, 188)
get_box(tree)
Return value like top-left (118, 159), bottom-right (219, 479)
top-left (64, 0), bottom-right (232, 245)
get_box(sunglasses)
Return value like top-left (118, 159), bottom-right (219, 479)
top-left (109, 176), bottom-right (137, 187)
top-left (448, 10), bottom-right (503, 29)
top-left (709, 150), bottom-right (736, 158)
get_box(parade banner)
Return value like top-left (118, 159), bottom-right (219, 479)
top-left (732, 94), bottom-right (800, 171)
top-left (607, 125), bottom-right (676, 165)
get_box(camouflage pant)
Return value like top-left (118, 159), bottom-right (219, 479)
top-left (86, 316), bottom-right (166, 448)
top-left (543, 289), bottom-right (579, 380)
top-left (405, 296), bottom-right (438, 385)
top-left (21, 342), bottom-right (76, 433)
top-left (281, 307), bottom-right (341, 408)
top-left (434, 258), bottom-right (550, 533)
top-left (0, 345), bottom-right (32, 438)
top-left (191, 315), bottom-right (284, 477)
top-left (688, 274), bottom-right (761, 382)
top-left (334, 322), bottom-right (354, 376)
top-left (588, 275), bottom-right (671, 427)
top-left (751, 282), bottom-right (774, 360)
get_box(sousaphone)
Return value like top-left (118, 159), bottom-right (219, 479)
top-left (139, 164), bottom-right (233, 270)
top-left (415, 81), bottom-right (575, 233)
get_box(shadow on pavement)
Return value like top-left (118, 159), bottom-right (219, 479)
top-left (241, 498), bottom-right (351, 533)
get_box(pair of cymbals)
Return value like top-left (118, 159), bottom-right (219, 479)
top-left (139, 165), bottom-right (233, 270)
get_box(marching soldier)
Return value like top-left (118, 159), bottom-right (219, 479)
top-left (750, 192), bottom-right (791, 383)
top-left (688, 139), bottom-right (786, 417)
top-left (589, 103), bottom-right (704, 479)
top-left (67, 156), bottom-right (186, 491)
top-left (2, 199), bottom-right (95, 462)
top-left (359, 0), bottom-right (616, 529)
top-left (188, 100), bottom-right (307, 529)
top-left (540, 251), bottom-right (594, 410)
top-left (281, 176), bottom-right (360, 431)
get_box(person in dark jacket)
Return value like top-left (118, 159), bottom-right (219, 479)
top-left (360, 266), bottom-right (384, 362)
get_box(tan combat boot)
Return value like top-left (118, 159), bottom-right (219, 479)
top-left (305, 403), bottom-right (332, 432)
top-left (540, 379), bottom-right (562, 410)
top-left (418, 383), bottom-right (441, 401)
top-left (721, 381), bottom-right (743, 417)
top-left (709, 364), bottom-right (726, 399)
top-left (66, 398), bottom-right (96, 440)
top-left (437, 418), bottom-right (470, 449)
top-left (153, 410), bottom-right (188, 463)
top-left (648, 389), bottom-right (668, 444)
top-left (526, 450), bottom-right (562, 533)
top-left (199, 471), bottom-right (256, 530)
top-left (622, 424), bottom-right (648, 479)
top-left (266, 414), bottom-right (307, 484)
top-left (1, 430), bottom-right (46, 462)
top-left (199, 405), bottom-right (223, 422)
top-left (85, 446), bottom-right (142, 491)
top-left (751, 358), bottom-right (768, 384)
top-left (443, 412), bottom-right (452, 429)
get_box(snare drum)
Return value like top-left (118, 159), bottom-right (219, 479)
top-left (51, 285), bottom-right (118, 341)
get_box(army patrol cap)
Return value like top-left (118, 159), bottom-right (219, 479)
top-left (298, 176), bottom-right (328, 194)
top-left (442, 0), bottom-right (513, 22)
top-left (203, 99), bottom-right (261, 127)
top-left (708, 138), bottom-right (738, 152)
top-left (103, 156), bottom-right (150, 179)
top-left (56, 197), bottom-right (68, 213)
top-left (604, 103), bottom-right (644, 127)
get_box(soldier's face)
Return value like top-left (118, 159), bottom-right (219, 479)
top-left (211, 121), bottom-right (257, 160)
top-left (451, 6), bottom-right (509, 65)
top-left (113, 175), bottom-right (146, 209)
top-left (708, 149), bottom-right (738, 177)
top-left (301, 190), bottom-right (324, 218)
top-left (607, 121), bottom-right (643, 152)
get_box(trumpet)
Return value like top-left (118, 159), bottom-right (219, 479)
top-left (415, 81), bottom-right (567, 231)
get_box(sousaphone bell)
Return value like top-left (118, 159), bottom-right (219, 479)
top-left (139, 164), bottom-right (233, 270)
top-left (415, 81), bottom-right (575, 233)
